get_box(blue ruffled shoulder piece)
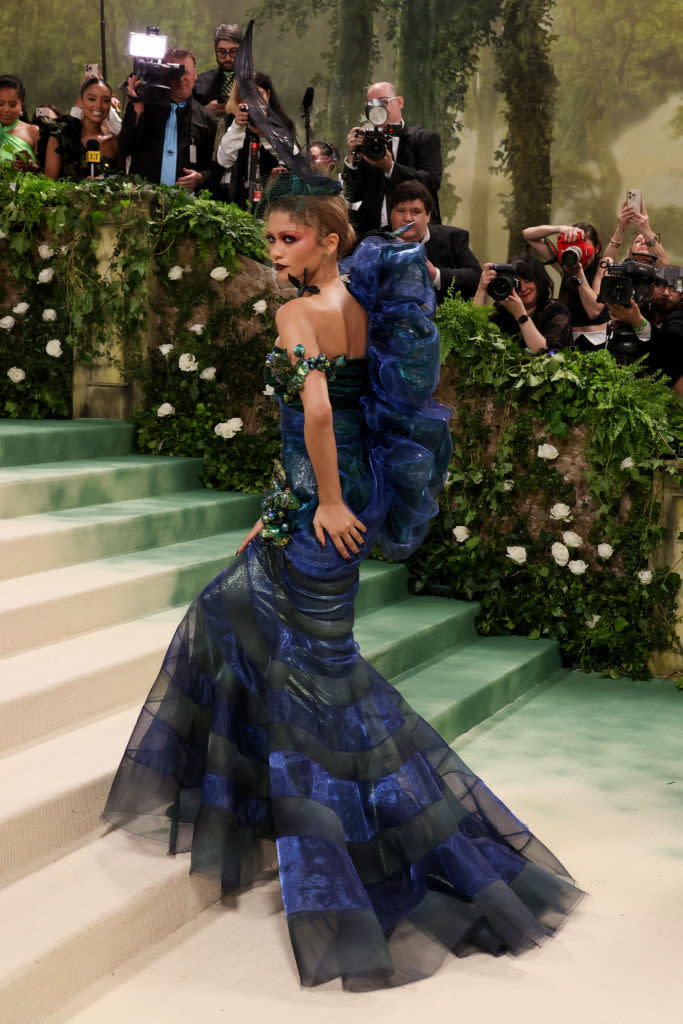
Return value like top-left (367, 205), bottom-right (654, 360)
top-left (343, 236), bottom-right (452, 560)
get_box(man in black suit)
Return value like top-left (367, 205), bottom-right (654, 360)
top-left (120, 48), bottom-right (217, 192)
top-left (343, 82), bottom-right (442, 233)
top-left (388, 180), bottom-right (481, 304)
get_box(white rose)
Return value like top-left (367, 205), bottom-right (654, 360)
top-left (550, 502), bottom-right (571, 521)
top-left (551, 542), bottom-right (569, 566)
top-left (12, 302), bottom-right (29, 315)
top-left (42, 308), bottom-right (57, 321)
top-left (620, 457), bottom-right (634, 470)
top-left (253, 299), bottom-right (268, 315)
top-left (214, 417), bottom-right (243, 439)
top-left (537, 443), bottom-right (559, 460)
top-left (188, 323), bottom-right (204, 335)
top-left (562, 530), bottom-right (583, 548)
top-left (38, 243), bottom-right (55, 259)
top-left (167, 265), bottom-right (184, 280)
top-left (178, 352), bottom-right (198, 372)
top-left (0, 315), bottom-right (15, 330)
top-left (263, 384), bottom-right (275, 396)
top-left (37, 268), bottom-right (54, 284)
top-left (45, 339), bottom-right (62, 358)
top-left (506, 545), bottom-right (527, 565)
top-left (157, 402), bottom-right (175, 417)
top-left (7, 366), bottom-right (25, 383)
top-left (586, 614), bottom-right (601, 629)
top-left (159, 344), bottom-right (174, 356)
top-left (597, 543), bottom-right (614, 560)
top-left (210, 266), bottom-right (229, 281)
top-left (453, 525), bottom-right (470, 543)
top-left (0, 229), bottom-right (6, 240)
top-left (637, 570), bottom-right (653, 586)
top-left (502, 480), bottom-right (514, 492)
top-left (200, 366), bottom-right (216, 380)
top-left (568, 559), bottom-right (587, 575)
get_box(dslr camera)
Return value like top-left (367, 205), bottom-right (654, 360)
top-left (125, 28), bottom-right (184, 105)
top-left (486, 264), bottom-right (521, 302)
top-left (352, 98), bottom-right (400, 163)
top-left (597, 259), bottom-right (657, 307)
top-left (556, 233), bottom-right (595, 270)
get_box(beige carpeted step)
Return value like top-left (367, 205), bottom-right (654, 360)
top-left (0, 531), bottom-right (245, 658)
top-left (0, 707), bottom-right (139, 886)
top-left (0, 829), bottom-right (223, 1024)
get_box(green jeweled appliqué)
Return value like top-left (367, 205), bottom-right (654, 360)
top-left (264, 346), bottom-right (347, 403)
top-left (260, 459), bottom-right (302, 547)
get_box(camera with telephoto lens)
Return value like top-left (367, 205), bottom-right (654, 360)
top-left (556, 233), bottom-right (595, 270)
top-left (124, 28), bottom-right (184, 105)
top-left (597, 259), bottom-right (657, 307)
top-left (486, 263), bottom-right (521, 302)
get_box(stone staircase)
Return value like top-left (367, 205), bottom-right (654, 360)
top-left (0, 420), bottom-right (566, 1023)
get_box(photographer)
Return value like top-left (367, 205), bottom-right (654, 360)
top-left (473, 256), bottom-right (572, 354)
top-left (592, 200), bottom-right (670, 299)
top-left (522, 221), bottom-right (609, 346)
top-left (119, 47), bottom-right (217, 191)
top-left (216, 71), bottom-right (297, 210)
top-left (343, 82), bottom-right (442, 233)
top-left (647, 273), bottom-right (683, 395)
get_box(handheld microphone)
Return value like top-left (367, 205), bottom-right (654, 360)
top-left (85, 139), bottom-right (101, 178)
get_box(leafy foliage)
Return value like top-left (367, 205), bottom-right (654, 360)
top-left (411, 293), bottom-right (683, 679)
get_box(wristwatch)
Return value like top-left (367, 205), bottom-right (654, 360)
top-left (517, 314), bottom-right (530, 325)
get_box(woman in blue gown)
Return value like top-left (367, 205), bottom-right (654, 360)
top-left (103, 172), bottom-right (582, 989)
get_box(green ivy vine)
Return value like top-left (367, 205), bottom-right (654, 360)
top-left (412, 295), bottom-right (683, 680)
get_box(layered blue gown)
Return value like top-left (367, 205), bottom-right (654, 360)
top-left (103, 237), bottom-right (582, 989)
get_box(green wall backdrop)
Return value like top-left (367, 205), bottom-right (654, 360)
top-left (1, 1), bottom-right (681, 261)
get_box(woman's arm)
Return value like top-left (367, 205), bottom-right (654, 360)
top-left (573, 267), bottom-right (604, 319)
top-left (216, 120), bottom-right (246, 169)
top-left (629, 202), bottom-right (669, 266)
top-left (277, 302), bottom-right (366, 560)
top-left (473, 263), bottom-right (496, 306)
top-left (42, 135), bottom-right (62, 179)
top-left (499, 291), bottom-right (548, 353)
top-left (522, 223), bottom-right (578, 260)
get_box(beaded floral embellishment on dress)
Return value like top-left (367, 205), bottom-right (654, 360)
top-left (260, 459), bottom-right (302, 546)
top-left (264, 343), bottom-right (347, 403)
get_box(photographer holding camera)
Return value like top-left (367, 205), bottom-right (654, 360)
top-left (215, 70), bottom-right (297, 210)
top-left (119, 47), bottom-right (217, 191)
top-left (343, 82), bottom-right (442, 233)
top-left (473, 257), bottom-right (572, 353)
top-left (522, 221), bottom-right (609, 347)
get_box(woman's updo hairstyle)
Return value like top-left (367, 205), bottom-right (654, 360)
top-left (80, 76), bottom-right (113, 97)
top-left (265, 190), bottom-right (356, 257)
top-left (0, 74), bottom-right (26, 100)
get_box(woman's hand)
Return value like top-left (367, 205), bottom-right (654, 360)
top-left (629, 201), bottom-right (655, 240)
top-left (557, 225), bottom-right (584, 243)
top-left (234, 104), bottom-right (250, 127)
top-left (473, 262), bottom-right (496, 304)
top-left (616, 200), bottom-right (634, 233)
top-left (313, 502), bottom-right (367, 560)
top-left (237, 517), bottom-right (263, 554)
top-left (499, 288), bottom-right (526, 320)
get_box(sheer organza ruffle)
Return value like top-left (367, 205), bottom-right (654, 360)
top-left (345, 236), bottom-right (453, 559)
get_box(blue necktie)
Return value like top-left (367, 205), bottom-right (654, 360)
top-left (160, 102), bottom-right (186, 186)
